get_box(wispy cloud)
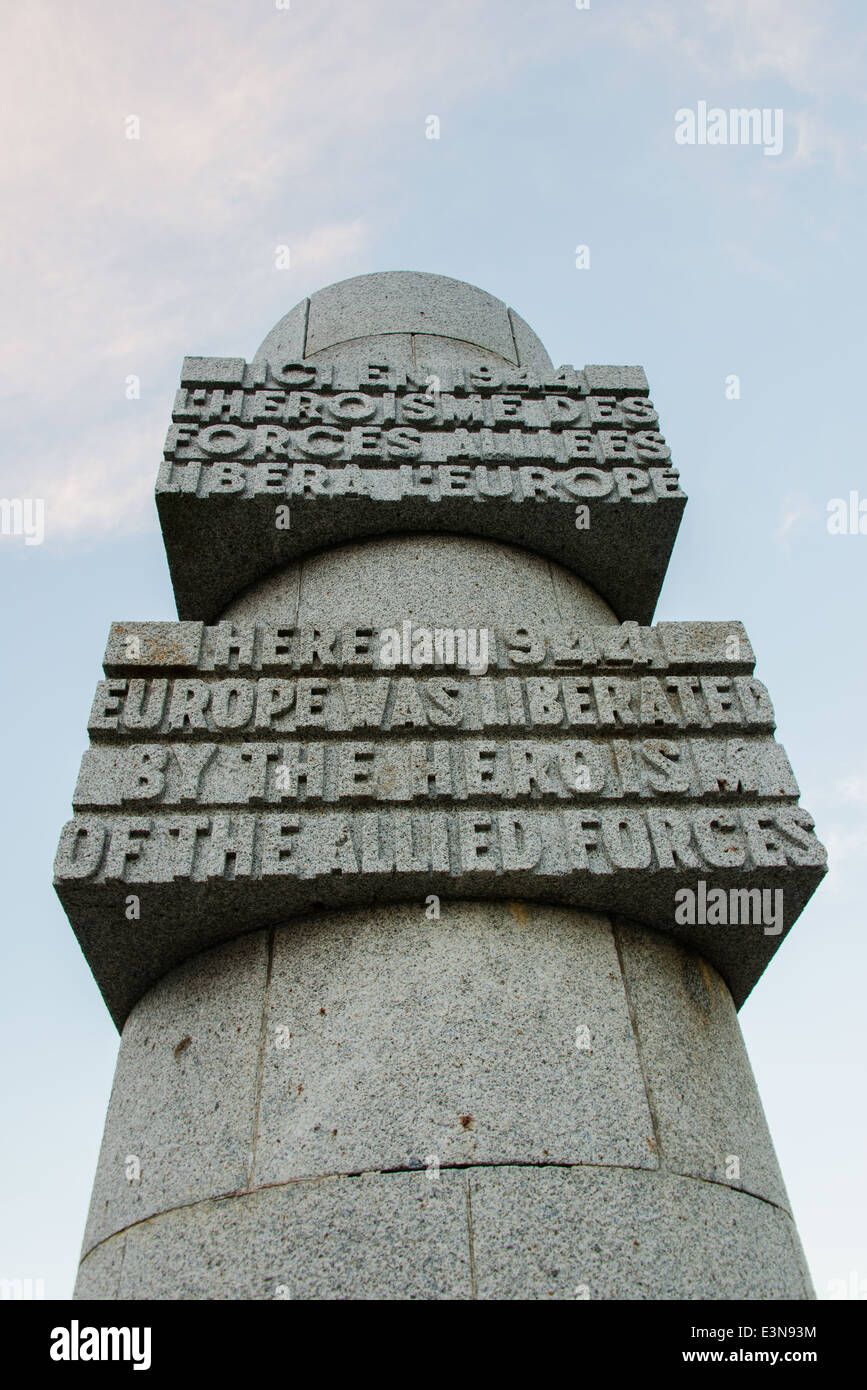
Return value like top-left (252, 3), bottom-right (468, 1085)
top-left (704, 0), bottom-right (847, 93)
top-left (613, 0), bottom-right (863, 172)
top-left (0, 1), bottom-right (558, 536)
top-left (617, 0), bottom-right (862, 97)
top-left (775, 494), bottom-right (816, 544)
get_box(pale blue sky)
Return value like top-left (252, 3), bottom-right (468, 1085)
top-left (1, 0), bottom-right (865, 1299)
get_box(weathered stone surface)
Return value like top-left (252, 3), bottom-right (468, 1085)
top-left (74, 902), bottom-right (805, 1283)
top-left (180, 356), bottom-right (246, 386)
top-left (613, 922), bottom-right (791, 1209)
top-left (249, 296), bottom-right (307, 368)
top-left (508, 308), bottom-right (556, 375)
top-left (82, 1171), bottom-right (473, 1301)
top-left (305, 332), bottom-right (416, 384)
top-left (103, 620), bottom-right (204, 670)
top-left (58, 805), bottom-right (821, 1028)
top-left (75, 1165), bottom-right (810, 1301)
top-left (74, 1232), bottom-right (127, 1300)
top-left (72, 898), bottom-right (813, 1300)
top-left (278, 535), bottom-right (619, 629)
top-left (80, 932), bottom-right (269, 1253)
top-left (259, 272), bottom-right (535, 365)
top-left (468, 1166), bottom-right (813, 1300)
top-left (254, 901), bottom-right (656, 1183)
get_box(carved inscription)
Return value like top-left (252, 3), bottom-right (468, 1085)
top-left (158, 359), bottom-right (681, 500)
top-left (56, 804), bottom-right (824, 886)
top-left (86, 676), bottom-right (777, 739)
top-left (57, 618), bottom-right (826, 890)
top-left (102, 620), bottom-right (757, 675)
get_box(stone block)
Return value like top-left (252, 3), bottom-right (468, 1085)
top-left (584, 364), bottom-right (649, 395)
top-left (80, 932), bottom-right (269, 1253)
top-left (75, 1163), bottom-right (813, 1301)
top-left (613, 922), bottom-right (791, 1208)
top-left (181, 357), bottom-right (246, 386)
top-left (287, 535), bottom-right (617, 629)
top-left (113, 1170), bottom-right (472, 1300)
top-left (103, 621), bottom-right (204, 674)
top-left (250, 298), bottom-right (309, 369)
top-left (252, 902), bottom-right (656, 1183)
top-left (658, 620), bottom-right (756, 672)
top-left (468, 1166), bottom-right (812, 1299)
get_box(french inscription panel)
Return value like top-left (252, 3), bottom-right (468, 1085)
top-left (178, 356), bottom-right (651, 396)
top-left (155, 361), bottom-right (686, 623)
top-left (163, 360), bottom-right (668, 478)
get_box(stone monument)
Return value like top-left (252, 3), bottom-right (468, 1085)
top-left (57, 272), bottom-right (825, 1299)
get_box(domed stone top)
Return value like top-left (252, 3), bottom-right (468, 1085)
top-left (161, 268), bottom-right (682, 625)
top-left (253, 270), bottom-right (553, 372)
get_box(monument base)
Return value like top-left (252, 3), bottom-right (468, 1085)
top-left (74, 901), bottom-right (812, 1300)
